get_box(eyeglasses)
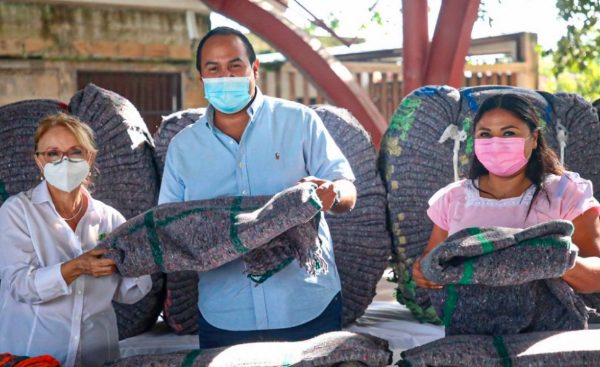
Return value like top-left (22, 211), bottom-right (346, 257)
top-left (35, 147), bottom-right (87, 163)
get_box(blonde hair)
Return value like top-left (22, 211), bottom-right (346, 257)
top-left (35, 112), bottom-right (97, 155)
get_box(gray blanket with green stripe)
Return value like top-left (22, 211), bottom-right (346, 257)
top-left (398, 329), bottom-right (600, 367)
top-left (420, 220), bottom-right (588, 335)
top-left (105, 331), bottom-right (392, 367)
top-left (98, 183), bottom-right (325, 278)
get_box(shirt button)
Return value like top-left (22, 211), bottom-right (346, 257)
top-left (238, 162), bottom-right (243, 168)
top-left (77, 290), bottom-right (82, 295)
top-left (242, 190), bottom-right (247, 195)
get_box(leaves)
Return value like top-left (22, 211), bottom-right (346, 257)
top-left (370, 10), bottom-right (383, 25)
top-left (548, 0), bottom-right (600, 76)
top-left (541, 53), bottom-right (600, 101)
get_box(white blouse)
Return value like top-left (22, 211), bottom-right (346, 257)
top-left (0, 181), bottom-right (152, 367)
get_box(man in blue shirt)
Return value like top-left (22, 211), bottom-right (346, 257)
top-left (159, 26), bottom-right (356, 348)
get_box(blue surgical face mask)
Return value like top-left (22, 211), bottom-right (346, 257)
top-left (202, 76), bottom-right (252, 114)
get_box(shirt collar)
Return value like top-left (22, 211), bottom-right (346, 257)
top-left (31, 180), bottom-right (99, 220)
top-left (31, 180), bottom-right (54, 204)
top-left (204, 87), bottom-right (264, 131)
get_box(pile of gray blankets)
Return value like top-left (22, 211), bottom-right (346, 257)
top-left (398, 220), bottom-right (594, 366)
top-left (420, 220), bottom-right (587, 335)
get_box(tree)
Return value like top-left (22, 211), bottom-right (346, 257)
top-left (548, 0), bottom-right (599, 77)
top-left (540, 54), bottom-right (600, 101)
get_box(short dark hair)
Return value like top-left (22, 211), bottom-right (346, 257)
top-left (469, 93), bottom-right (564, 214)
top-left (195, 26), bottom-right (257, 74)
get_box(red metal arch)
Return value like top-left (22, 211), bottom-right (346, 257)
top-left (200, 0), bottom-right (388, 147)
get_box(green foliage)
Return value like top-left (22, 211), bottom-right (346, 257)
top-left (540, 54), bottom-right (600, 101)
top-left (328, 14), bottom-right (339, 30)
top-left (546, 0), bottom-right (600, 76)
top-left (303, 22), bottom-right (317, 35)
top-left (370, 10), bottom-right (383, 26)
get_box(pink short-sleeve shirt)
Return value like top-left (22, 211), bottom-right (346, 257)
top-left (427, 171), bottom-right (600, 236)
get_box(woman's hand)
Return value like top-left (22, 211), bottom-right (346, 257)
top-left (563, 208), bottom-right (600, 293)
top-left (412, 256), bottom-right (442, 289)
top-left (61, 248), bottom-right (117, 285)
top-left (413, 224), bottom-right (448, 289)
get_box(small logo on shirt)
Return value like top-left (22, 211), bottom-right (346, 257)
top-left (275, 152), bottom-right (280, 160)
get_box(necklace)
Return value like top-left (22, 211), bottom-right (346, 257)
top-left (60, 197), bottom-right (85, 221)
top-left (480, 175), bottom-right (532, 200)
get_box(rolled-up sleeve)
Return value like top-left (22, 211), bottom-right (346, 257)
top-left (427, 185), bottom-right (453, 231)
top-left (559, 172), bottom-right (600, 221)
top-left (304, 109), bottom-right (355, 182)
top-left (158, 143), bottom-right (186, 204)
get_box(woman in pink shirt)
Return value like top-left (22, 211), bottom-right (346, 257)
top-left (413, 93), bottom-right (600, 293)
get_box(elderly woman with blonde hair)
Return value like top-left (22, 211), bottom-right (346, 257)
top-left (0, 112), bottom-right (151, 367)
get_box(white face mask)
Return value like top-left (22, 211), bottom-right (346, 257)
top-left (43, 158), bottom-right (90, 193)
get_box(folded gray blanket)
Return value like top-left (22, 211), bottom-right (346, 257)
top-left (104, 331), bottom-right (392, 367)
top-left (98, 183), bottom-right (324, 278)
top-left (421, 220), bottom-right (588, 335)
top-left (399, 329), bottom-right (600, 367)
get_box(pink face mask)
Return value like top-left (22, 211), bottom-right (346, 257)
top-left (474, 137), bottom-right (529, 177)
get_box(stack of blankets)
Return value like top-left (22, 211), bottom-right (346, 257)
top-left (398, 220), bottom-right (599, 366)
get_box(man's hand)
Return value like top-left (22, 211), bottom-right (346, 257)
top-left (299, 176), bottom-right (337, 212)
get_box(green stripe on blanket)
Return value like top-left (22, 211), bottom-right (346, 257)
top-left (230, 196), bottom-right (250, 254)
top-left (442, 284), bottom-right (458, 327)
top-left (518, 237), bottom-right (571, 249)
top-left (459, 259), bottom-right (474, 285)
top-left (181, 349), bottom-right (201, 367)
top-left (145, 211), bottom-right (164, 270)
top-left (445, 257), bottom-right (475, 327)
top-left (493, 335), bottom-right (512, 367)
top-left (0, 180), bottom-right (8, 202)
top-left (467, 227), bottom-right (495, 254)
top-left (248, 257), bottom-right (294, 284)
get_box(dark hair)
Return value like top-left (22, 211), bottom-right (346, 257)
top-left (469, 93), bottom-right (564, 213)
top-left (195, 26), bottom-right (256, 74)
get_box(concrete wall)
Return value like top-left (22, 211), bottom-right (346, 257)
top-left (0, 1), bottom-right (209, 108)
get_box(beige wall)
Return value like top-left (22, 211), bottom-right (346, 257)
top-left (0, 59), bottom-right (203, 108)
top-left (0, 1), bottom-right (209, 108)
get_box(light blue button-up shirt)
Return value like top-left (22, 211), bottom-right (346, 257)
top-left (158, 89), bottom-right (355, 330)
